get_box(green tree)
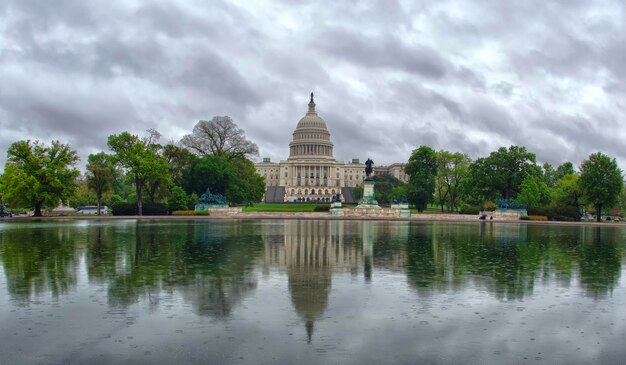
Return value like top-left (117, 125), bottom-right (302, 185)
top-left (436, 151), bottom-right (470, 212)
top-left (107, 132), bottom-right (171, 215)
top-left (2, 140), bottom-right (79, 216)
top-left (168, 185), bottom-right (192, 211)
top-left (163, 143), bottom-right (195, 187)
top-left (579, 152), bottom-right (623, 222)
top-left (86, 152), bottom-right (116, 215)
top-left (69, 178), bottom-right (97, 208)
top-left (542, 163), bottom-right (557, 188)
top-left (555, 162), bottom-right (575, 181)
top-left (183, 154), bottom-right (264, 205)
top-left (466, 146), bottom-right (539, 201)
top-left (405, 146), bottom-right (437, 212)
top-left (372, 174), bottom-right (405, 205)
top-left (552, 174), bottom-right (583, 220)
top-left (517, 174), bottom-right (551, 209)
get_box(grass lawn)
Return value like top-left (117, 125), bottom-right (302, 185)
top-left (242, 203), bottom-right (330, 212)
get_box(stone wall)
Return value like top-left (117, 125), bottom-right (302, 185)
top-left (207, 207), bottom-right (242, 216)
top-left (343, 208), bottom-right (401, 218)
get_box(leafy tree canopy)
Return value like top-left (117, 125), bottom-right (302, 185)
top-left (2, 140), bottom-right (79, 216)
top-left (466, 145), bottom-right (539, 201)
top-left (184, 154), bottom-right (264, 205)
top-left (579, 152), bottom-right (623, 222)
top-left (405, 146), bottom-right (437, 212)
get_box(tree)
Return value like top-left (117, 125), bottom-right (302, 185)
top-left (183, 154), bottom-right (264, 205)
top-left (180, 116), bottom-right (259, 159)
top-left (108, 132), bottom-right (171, 215)
top-left (466, 146), bottom-right (539, 201)
top-left (405, 146), bottom-right (437, 212)
top-left (163, 143), bottom-right (195, 187)
top-left (579, 152), bottom-right (623, 222)
top-left (436, 151), bottom-right (470, 212)
top-left (552, 173), bottom-right (583, 220)
top-left (555, 162), bottom-right (575, 181)
top-left (517, 174), bottom-right (551, 209)
top-left (542, 163), bottom-right (557, 188)
top-left (86, 152), bottom-right (115, 215)
top-left (2, 140), bottom-right (79, 216)
top-left (372, 174), bottom-right (405, 205)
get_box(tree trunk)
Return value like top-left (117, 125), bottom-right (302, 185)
top-left (96, 193), bottom-right (102, 216)
top-left (596, 205), bottom-right (602, 222)
top-left (135, 175), bottom-right (143, 216)
top-left (33, 202), bottom-right (43, 217)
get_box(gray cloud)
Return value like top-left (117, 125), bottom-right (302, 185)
top-left (1, 0), bottom-right (626, 170)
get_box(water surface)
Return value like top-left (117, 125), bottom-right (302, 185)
top-left (0, 219), bottom-right (625, 364)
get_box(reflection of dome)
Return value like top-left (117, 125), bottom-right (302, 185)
top-left (288, 93), bottom-right (334, 160)
top-left (288, 266), bottom-right (331, 343)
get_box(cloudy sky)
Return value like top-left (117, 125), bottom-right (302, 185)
top-left (1, 0), bottom-right (626, 170)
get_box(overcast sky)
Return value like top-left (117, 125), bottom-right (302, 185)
top-left (2, 0), bottom-right (626, 170)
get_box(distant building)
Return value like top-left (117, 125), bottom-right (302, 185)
top-left (255, 94), bottom-right (407, 203)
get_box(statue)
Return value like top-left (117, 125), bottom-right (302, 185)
top-left (331, 193), bottom-right (342, 203)
top-left (365, 158), bottom-right (374, 178)
top-left (198, 188), bottom-right (227, 206)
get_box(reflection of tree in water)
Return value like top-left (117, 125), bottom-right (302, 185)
top-left (100, 221), bottom-right (264, 318)
top-left (403, 223), bottom-right (622, 301)
top-left (578, 226), bottom-right (621, 299)
top-left (0, 224), bottom-right (79, 305)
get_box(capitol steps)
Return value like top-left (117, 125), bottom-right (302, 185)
top-left (264, 186), bottom-right (286, 203)
top-left (341, 187), bottom-right (356, 204)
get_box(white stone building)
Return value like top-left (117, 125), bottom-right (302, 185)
top-left (255, 94), bottom-right (407, 203)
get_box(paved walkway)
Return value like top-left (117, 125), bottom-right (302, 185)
top-left (2, 212), bottom-right (623, 227)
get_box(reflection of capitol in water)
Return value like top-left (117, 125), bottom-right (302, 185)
top-left (261, 220), bottom-right (408, 341)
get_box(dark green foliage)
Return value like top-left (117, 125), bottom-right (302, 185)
top-left (107, 132), bottom-right (171, 215)
top-left (405, 146), bottom-right (437, 212)
top-left (459, 204), bottom-right (482, 215)
top-left (555, 162), bottom-right (575, 180)
top-left (579, 152), bottom-right (623, 222)
top-left (313, 205), bottom-right (330, 212)
top-left (111, 202), bottom-right (168, 216)
top-left (466, 146), bottom-right (539, 203)
top-left (183, 154), bottom-right (264, 205)
top-left (168, 185), bottom-right (193, 212)
top-left (372, 174), bottom-right (405, 204)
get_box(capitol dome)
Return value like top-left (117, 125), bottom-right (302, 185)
top-left (288, 93), bottom-right (334, 160)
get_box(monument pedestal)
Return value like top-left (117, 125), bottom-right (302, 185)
top-left (330, 202), bottom-right (344, 216)
top-left (356, 179), bottom-right (380, 209)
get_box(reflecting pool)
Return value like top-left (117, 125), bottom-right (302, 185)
top-left (1, 219), bottom-right (625, 364)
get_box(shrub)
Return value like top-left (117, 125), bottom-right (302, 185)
top-left (172, 210), bottom-right (196, 216)
top-left (111, 202), bottom-right (168, 216)
top-left (313, 205), bottom-right (330, 212)
top-left (523, 215), bottom-right (548, 221)
top-left (459, 204), bottom-right (482, 215)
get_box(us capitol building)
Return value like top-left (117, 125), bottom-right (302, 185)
top-left (255, 93), bottom-right (407, 203)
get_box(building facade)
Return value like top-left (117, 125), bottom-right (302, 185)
top-left (255, 94), bottom-right (407, 202)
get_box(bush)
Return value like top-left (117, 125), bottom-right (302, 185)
top-left (522, 215), bottom-right (548, 221)
top-left (459, 204), bottom-right (482, 215)
top-left (111, 202), bottom-right (168, 216)
top-left (313, 205), bottom-right (330, 212)
top-left (172, 210), bottom-right (196, 216)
